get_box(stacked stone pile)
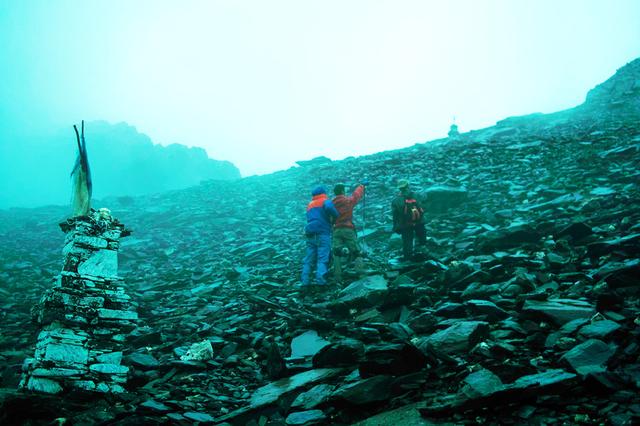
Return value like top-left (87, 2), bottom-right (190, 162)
top-left (20, 210), bottom-right (138, 396)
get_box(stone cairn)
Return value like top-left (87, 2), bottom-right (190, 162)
top-left (448, 123), bottom-right (460, 138)
top-left (20, 209), bottom-right (138, 395)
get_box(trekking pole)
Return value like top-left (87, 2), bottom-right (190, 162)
top-left (361, 185), bottom-right (367, 255)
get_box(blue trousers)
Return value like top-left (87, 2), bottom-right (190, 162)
top-left (301, 233), bottom-right (331, 285)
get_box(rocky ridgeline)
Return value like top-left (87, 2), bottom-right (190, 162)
top-left (0, 59), bottom-right (639, 424)
top-left (19, 211), bottom-right (139, 398)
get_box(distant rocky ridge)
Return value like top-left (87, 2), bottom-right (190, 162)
top-left (0, 58), bottom-right (639, 424)
top-left (584, 58), bottom-right (640, 114)
top-left (0, 121), bottom-right (240, 209)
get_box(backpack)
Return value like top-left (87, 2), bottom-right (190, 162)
top-left (403, 198), bottom-right (423, 224)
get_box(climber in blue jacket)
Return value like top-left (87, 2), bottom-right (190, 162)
top-left (301, 186), bottom-right (339, 286)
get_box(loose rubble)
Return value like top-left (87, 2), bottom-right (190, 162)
top-left (0, 58), bottom-right (639, 424)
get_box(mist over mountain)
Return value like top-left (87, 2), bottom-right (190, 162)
top-left (0, 121), bottom-right (239, 209)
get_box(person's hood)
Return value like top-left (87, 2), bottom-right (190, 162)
top-left (311, 186), bottom-right (326, 196)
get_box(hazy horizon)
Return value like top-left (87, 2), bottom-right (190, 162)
top-left (1, 0), bottom-right (639, 177)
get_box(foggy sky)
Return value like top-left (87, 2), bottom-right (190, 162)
top-left (1, 0), bottom-right (639, 176)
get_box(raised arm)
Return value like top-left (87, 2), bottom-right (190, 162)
top-left (349, 184), bottom-right (365, 204)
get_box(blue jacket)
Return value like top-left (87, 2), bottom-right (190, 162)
top-left (305, 186), bottom-right (339, 235)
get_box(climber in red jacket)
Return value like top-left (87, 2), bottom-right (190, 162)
top-left (332, 180), bottom-right (368, 282)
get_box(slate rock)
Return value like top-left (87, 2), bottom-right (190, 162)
top-left (312, 339), bottom-right (364, 367)
top-left (578, 320), bottom-right (621, 340)
top-left (43, 343), bottom-right (89, 365)
top-left (291, 384), bottom-right (334, 410)
top-left (561, 339), bottom-right (617, 376)
top-left (434, 302), bottom-right (466, 318)
top-left (250, 368), bottom-right (343, 408)
top-left (180, 340), bottom-right (213, 361)
top-left (332, 375), bottom-right (393, 404)
top-left (509, 369), bottom-right (578, 391)
top-left (336, 275), bottom-right (388, 307)
top-left (183, 411), bottom-right (215, 423)
top-left (465, 299), bottom-right (509, 320)
top-left (291, 331), bottom-right (330, 358)
top-left (96, 352), bottom-right (123, 364)
top-left (140, 399), bottom-right (171, 413)
top-left (127, 352), bottom-right (160, 370)
top-left (77, 249), bottom-right (118, 277)
top-left (359, 343), bottom-right (427, 377)
top-left (557, 221), bottom-right (594, 241)
top-left (407, 311), bottom-right (438, 334)
top-left (421, 185), bottom-right (468, 213)
top-left (26, 377), bottom-right (63, 394)
top-left (461, 368), bottom-right (504, 398)
top-left (417, 321), bottom-right (490, 355)
top-left (351, 403), bottom-right (431, 425)
top-left (285, 409), bottom-right (327, 425)
top-left (89, 363), bottom-right (128, 375)
top-left (522, 298), bottom-right (595, 325)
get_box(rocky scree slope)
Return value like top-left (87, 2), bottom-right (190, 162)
top-left (0, 58), bottom-right (639, 425)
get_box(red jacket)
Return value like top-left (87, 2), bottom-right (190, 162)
top-left (332, 185), bottom-right (365, 229)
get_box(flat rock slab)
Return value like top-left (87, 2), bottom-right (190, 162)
top-left (465, 300), bottom-right (509, 320)
top-left (183, 411), bottom-right (215, 423)
top-left (578, 320), bottom-right (621, 340)
top-left (462, 368), bottom-right (504, 398)
top-left (285, 409), bottom-right (327, 425)
top-left (250, 368), bottom-right (343, 409)
top-left (421, 369), bottom-right (577, 415)
top-left (26, 377), bottom-right (63, 394)
top-left (522, 298), bottom-right (595, 325)
top-left (561, 339), bottom-right (617, 376)
top-left (291, 384), bottom-right (334, 410)
top-left (127, 352), bottom-right (160, 370)
top-left (332, 375), bottom-right (393, 405)
top-left (510, 369), bottom-right (577, 390)
top-left (291, 331), bottom-right (330, 358)
top-left (418, 321), bottom-right (489, 354)
top-left (352, 403), bottom-right (432, 426)
top-left (89, 363), bottom-right (128, 375)
top-left (43, 343), bottom-right (89, 365)
top-left (77, 249), bottom-right (118, 278)
top-left (97, 308), bottom-right (138, 321)
top-left (336, 275), bottom-right (388, 307)
top-left (312, 339), bottom-right (365, 368)
top-left (140, 399), bottom-right (171, 413)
